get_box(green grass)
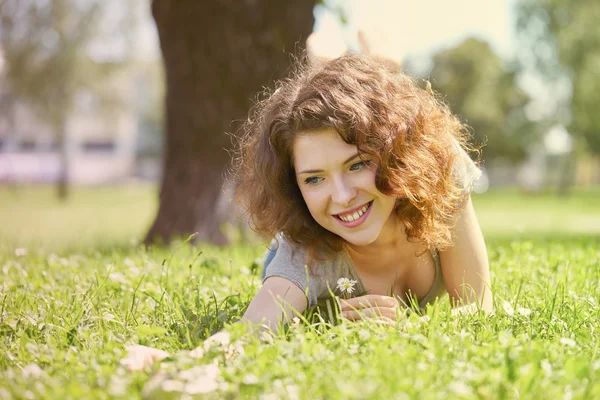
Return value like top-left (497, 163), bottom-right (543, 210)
top-left (0, 186), bottom-right (599, 399)
top-left (474, 187), bottom-right (600, 237)
top-left (0, 184), bottom-right (157, 252)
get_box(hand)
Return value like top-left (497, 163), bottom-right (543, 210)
top-left (121, 332), bottom-right (234, 371)
top-left (340, 295), bottom-right (402, 324)
top-left (120, 345), bottom-right (171, 371)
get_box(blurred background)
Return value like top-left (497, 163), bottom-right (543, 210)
top-left (0, 0), bottom-right (599, 251)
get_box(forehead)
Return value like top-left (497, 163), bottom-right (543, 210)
top-left (292, 128), bottom-right (357, 170)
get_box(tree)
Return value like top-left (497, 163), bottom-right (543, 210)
top-left (516, 0), bottom-right (600, 155)
top-left (0, 0), bottom-right (133, 199)
top-left (425, 38), bottom-right (534, 163)
top-left (145, 1), bottom-right (315, 245)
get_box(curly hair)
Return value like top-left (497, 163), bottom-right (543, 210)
top-left (232, 54), bottom-right (478, 263)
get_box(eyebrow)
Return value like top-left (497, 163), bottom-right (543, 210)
top-left (296, 153), bottom-right (361, 175)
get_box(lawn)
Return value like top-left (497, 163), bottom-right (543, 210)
top-left (0, 185), bottom-right (599, 399)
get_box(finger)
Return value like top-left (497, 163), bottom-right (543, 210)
top-left (372, 318), bottom-right (396, 326)
top-left (125, 344), bottom-right (168, 356)
top-left (341, 306), bottom-right (397, 321)
top-left (122, 352), bottom-right (149, 371)
top-left (123, 355), bottom-right (148, 371)
top-left (121, 346), bottom-right (170, 371)
top-left (341, 310), bottom-right (396, 322)
top-left (341, 295), bottom-right (398, 310)
top-left (342, 295), bottom-right (398, 309)
top-left (151, 349), bottom-right (171, 361)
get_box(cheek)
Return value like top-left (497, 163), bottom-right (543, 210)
top-left (358, 169), bottom-right (378, 187)
top-left (380, 194), bottom-right (397, 214)
top-left (298, 187), bottom-right (318, 210)
top-left (299, 188), bottom-right (329, 216)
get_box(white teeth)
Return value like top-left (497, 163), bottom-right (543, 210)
top-left (339, 202), bottom-right (371, 222)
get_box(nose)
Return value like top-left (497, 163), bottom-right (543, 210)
top-left (331, 175), bottom-right (357, 207)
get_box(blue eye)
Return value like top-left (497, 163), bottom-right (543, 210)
top-left (350, 160), bottom-right (369, 171)
top-left (304, 176), bottom-right (323, 185)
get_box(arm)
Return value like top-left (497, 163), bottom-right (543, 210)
top-left (122, 277), bottom-right (307, 371)
top-left (439, 196), bottom-right (493, 312)
top-left (338, 197), bottom-right (491, 321)
top-left (241, 276), bottom-right (308, 331)
top-left (121, 276), bottom-right (308, 371)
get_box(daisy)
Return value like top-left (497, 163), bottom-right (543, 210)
top-left (337, 277), bottom-right (358, 297)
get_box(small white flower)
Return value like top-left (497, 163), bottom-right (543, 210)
top-left (286, 383), bottom-right (300, 400)
top-left (182, 364), bottom-right (221, 394)
top-left (336, 277), bottom-right (357, 296)
top-left (202, 331), bottom-right (230, 351)
top-left (502, 300), bottom-right (515, 316)
top-left (161, 379), bottom-right (184, 392)
top-left (22, 363), bottom-right (42, 379)
top-left (124, 258), bottom-right (136, 268)
top-left (15, 248), bottom-right (28, 257)
top-left (109, 272), bottom-right (128, 284)
top-left (449, 381), bottom-right (473, 396)
top-left (541, 359), bottom-right (552, 374)
top-left (242, 374), bottom-right (259, 385)
top-left (517, 307), bottom-right (532, 316)
top-left (560, 337), bottom-right (577, 348)
top-left (104, 313), bottom-right (116, 322)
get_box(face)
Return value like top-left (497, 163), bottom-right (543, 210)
top-left (293, 128), bottom-right (398, 247)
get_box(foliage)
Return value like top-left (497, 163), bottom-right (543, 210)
top-left (425, 38), bottom-right (535, 163)
top-left (0, 0), bottom-right (133, 129)
top-left (0, 0), bottom-right (136, 198)
top-left (516, 0), bottom-right (600, 154)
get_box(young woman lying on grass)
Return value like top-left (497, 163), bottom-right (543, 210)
top-left (123, 54), bottom-right (492, 370)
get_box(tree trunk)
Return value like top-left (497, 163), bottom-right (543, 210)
top-left (145, 0), bottom-right (315, 245)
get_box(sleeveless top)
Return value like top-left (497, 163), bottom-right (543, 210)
top-left (263, 144), bottom-right (481, 310)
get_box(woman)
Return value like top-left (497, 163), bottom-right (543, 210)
top-left (238, 54), bottom-right (491, 327)
top-left (123, 54), bottom-right (492, 370)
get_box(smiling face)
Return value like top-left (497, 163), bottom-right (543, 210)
top-left (293, 128), bottom-right (398, 247)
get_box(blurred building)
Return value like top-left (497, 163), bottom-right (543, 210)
top-left (0, 88), bottom-right (139, 185)
top-left (0, 69), bottom-right (137, 184)
top-left (0, 1), bottom-right (163, 185)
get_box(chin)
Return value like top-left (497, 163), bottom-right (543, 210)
top-left (339, 231), bottom-right (378, 247)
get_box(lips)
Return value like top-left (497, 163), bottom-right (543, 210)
top-left (334, 201), bottom-right (370, 221)
top-left (334, 201), bottom-right (373, 227)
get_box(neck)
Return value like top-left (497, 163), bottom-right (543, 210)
top-left (344, 214), bottom-right (405, 261)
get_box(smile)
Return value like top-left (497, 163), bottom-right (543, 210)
top-left (334, 201), bottom-right (373, 227)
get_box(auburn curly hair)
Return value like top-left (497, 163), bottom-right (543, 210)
top-left (232, 54), bottom-right (478, 262)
